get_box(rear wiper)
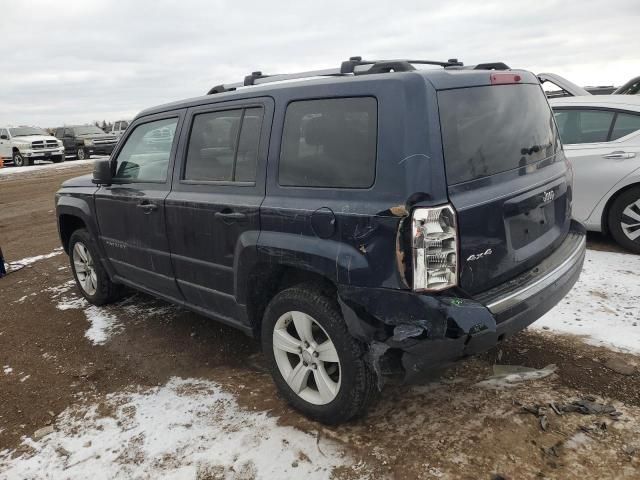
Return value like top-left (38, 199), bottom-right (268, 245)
top-left (521, 145), bottom-right (541, 155)
top-left (521, 142), bottom-right (552, 155)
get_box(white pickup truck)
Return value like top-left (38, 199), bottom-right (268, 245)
top-left (0, 126), bottom-right (65, 167)
top-left (107, 120), bottom-right (130, 139)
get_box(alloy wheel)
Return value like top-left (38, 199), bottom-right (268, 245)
top-left (621, 198), bottom-right (640, 242)
top-left (77, 148), bottom-right (86, 160)
top-left (73, 242), bottom-right (97, 296)
top-left (13, 153), bottom-right (24, 167)
top-left (272, 311), bottom-right (341, 405)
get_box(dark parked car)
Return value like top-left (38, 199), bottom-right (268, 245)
top-left (55, 57), bottom-right (586, 423)
top-left (54, 125), bottom-right (118, 160)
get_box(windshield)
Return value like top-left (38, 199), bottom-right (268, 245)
top-left (438, 84), bottom-right (560, 185)
top-left (9, 127), bottom-right (49, 137)
top-left (74, 126), bottom-right (105, 135)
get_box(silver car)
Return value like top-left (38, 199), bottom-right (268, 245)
top-left (550, 95), bottom-right (640, 252)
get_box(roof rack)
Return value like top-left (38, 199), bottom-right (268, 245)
top-left (206, 56), bottom-right (508, 94)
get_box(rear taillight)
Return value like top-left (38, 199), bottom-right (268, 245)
top-left (411, 205), bottom-right (458, 291)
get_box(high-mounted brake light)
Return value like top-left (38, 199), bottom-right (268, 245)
top-left (490, 73), bottom-right (522, 85)
top-left (412, 205), bottom-right (458, 291)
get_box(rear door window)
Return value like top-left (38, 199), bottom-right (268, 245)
top-left (279, 97), bottom-right (377, 188)
top-left (553, 109), bottom-right (615, 144)
top-left (610, 112), bottom-right (640, 140)
top-left (184, 107), bottom-right (263, 183)
top-left (438, 84), bottom-right (559, 185)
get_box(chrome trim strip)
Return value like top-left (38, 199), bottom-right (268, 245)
top-left (486, 234), bottom-right (586, 313)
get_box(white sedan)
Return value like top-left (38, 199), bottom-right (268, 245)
top-left (550, 95), bottom-right (640, 252)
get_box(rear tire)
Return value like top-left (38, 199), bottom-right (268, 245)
top-left (261, 284), bottom-right (378, 424)
top-left (608, 186), bottom-right (640, 254)
top-left (76, 147), bottom-right (89, 160)
top-left (69, 228), bottom-right (123, 305)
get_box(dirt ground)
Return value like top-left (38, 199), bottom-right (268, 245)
top-left (1, 163), bottom-right (639, 479)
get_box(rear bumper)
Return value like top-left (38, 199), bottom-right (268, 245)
top-left (338, 220), bottom-right (586, 383)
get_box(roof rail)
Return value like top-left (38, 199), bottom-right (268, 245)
top-left (206, 56), bottom-right (507, 95)
top-left (473, 62), bottom-right (510, 71)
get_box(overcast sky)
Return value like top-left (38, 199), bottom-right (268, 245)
top-left (1, 0), bottom-right (639, 127)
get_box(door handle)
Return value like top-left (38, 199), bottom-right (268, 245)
top-left (136, 201), bottom-right (158, 213)
top-left (215, 210), bottom-right (247, 222)
top-left (602, 151), bottom-right (636, 159)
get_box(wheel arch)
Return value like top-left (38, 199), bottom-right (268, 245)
top-left (244, 262), bottom-right (337, 339)
top-left (601, 181), bottom-right (640, 234)
top-left (58, 214), bottom-right (88, 253)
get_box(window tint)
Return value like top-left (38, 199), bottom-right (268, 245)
top-left (279, 97), bottom-right (377, 188)
top-left (439, 84), bottom-right (559, 185)
top-left (113, 117), bottom-right (177, 182)
top-left (0, 129), bottom-right (8, 138)
top-left (184, 107), bottom-right (263, 183)
top-left (554, 109), bottom-right (614, 144)
top-left (610, 112), bottom-right (640, 141)
top-left (55, 128), bottom-right (63, 138)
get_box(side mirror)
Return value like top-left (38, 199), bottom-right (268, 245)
top-left (0, 135), bottom-right (7, 140)
top-left (92, 158), bottom-right (113, 185)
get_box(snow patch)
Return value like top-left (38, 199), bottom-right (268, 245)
top-left (55, 288), bottom-right (122, 345)
top-left (534, 249), bottom-right (640, 354)
top-left (3, 366), bottom-right (13, 375)
top-left (476, 364), bottom-right (557, 388)
top-left (0, 158), bottom-right (98, 178)
top-left (7, 248), bottom-right (63, 272)
top-left (0, 377), bottom-right (354, 479)
top-left (84, 306), bottom-right (122, 345)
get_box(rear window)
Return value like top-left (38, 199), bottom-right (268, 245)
top-left (279, 97), bottom-right (377, 188)
top-left (438, 84), bottom-right (559, 185)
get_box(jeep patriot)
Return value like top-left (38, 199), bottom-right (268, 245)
top-left (55, 57), bottom-right (586, 423)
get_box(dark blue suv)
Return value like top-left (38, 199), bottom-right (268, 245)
top-left (55, 57), bottom-right (586, 423)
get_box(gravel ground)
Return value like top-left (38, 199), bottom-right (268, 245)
top-left (1, 161), bottom-right (639, 479)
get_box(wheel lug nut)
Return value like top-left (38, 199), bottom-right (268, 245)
top-left (303, 342), bottom-right (309, 348)
top-left (303, 361), bottom-right (308, 367)
top-left (313, 351), bottom-right (319, 358)
top-left (312, 363), bottom-right (317, 369)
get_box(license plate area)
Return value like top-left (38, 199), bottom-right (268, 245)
top-left (508, 202), bottom-right (556, 249)
top-left (503, 180), bottom-right (567, 251)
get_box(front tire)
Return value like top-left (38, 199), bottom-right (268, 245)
top-left (52, 155), bottom-right (63, 163)
top-left (12, 151), bottom-right (30, 167)
top-left (69, 229), bottom-right (122, 305)
top-left (262, 284), bottom-right (377, 424)
top-left (608, 187), bottom-right (640, 254)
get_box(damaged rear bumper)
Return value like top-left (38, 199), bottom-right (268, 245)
top-left (338, 220), bottom-right (586, 385)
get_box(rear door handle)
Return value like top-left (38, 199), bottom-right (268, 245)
top-left (136, 201), bottom-right (158, 213)
top-left (215, 211), bottom-right (247, 222)
top-left (602, 151), bottom-right (636, 159)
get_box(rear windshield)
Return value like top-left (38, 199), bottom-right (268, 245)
top-left (438, 84), bottom-right (559, 185)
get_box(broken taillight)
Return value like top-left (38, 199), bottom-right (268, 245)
top-left (411, 205), bottom-right (458, 291)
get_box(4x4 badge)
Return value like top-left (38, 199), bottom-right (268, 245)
top-left (467, 248), bottom-right (492, 262)
top-left (542, 190), bottom-right (555, 203)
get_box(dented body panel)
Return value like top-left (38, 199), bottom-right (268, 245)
top-left (337, 221), bottom-right (585, 384)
